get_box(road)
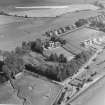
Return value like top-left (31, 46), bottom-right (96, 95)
top-left (62, 48), bottom-right (102, 85)
top-left (67, 72), bottom-right (105, 105)
top-left (66, 71), bottom-right (105, 104)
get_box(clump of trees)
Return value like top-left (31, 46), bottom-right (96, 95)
top-left (75, 19), bottom-right (88, 27)
top-left (50, 36), bottom-right (66, 45)
top-left (90, 21), bottom-right (105, 28)
top-left (0, 61), bottom-right (8, 83)
top-left (23, 38), bottom-right (44, 54)
top-left (89, 21), bottom-right (105, 32)
top-left (25, 48), bottom-right (95, 81)
top-left (0, 50), bottom-right (25, 84)
top-left (0, 11), bottom-right (10, 16)
top-left (2, 52), bottom-right (25, 79)
top-left (90, 21), bottom-right (105, 32)
top-left (30, 38), bottom-right (43, 53)
top-left (46, 53), bottom-right (67, 63)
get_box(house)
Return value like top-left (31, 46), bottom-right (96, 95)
top-left (48, 41), bottom-right (61, 49)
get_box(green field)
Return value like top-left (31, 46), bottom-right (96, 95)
top-left (62, 27), bottom-right (105, 54)
top-left (14, 72), bottom-right (62, 105)
top-left (0, 15), bottom-right (54, 51)
top-left (0, 0), bottom-right (99, 7)
top-left (0, 82), bottom-right (22, 104)
top-left (0, 72), bottom-right (63, 105)
top-left (0, 9), bottom-right (101, 51)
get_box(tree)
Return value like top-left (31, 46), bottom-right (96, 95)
top-left (59, 54), bottom-right (67, 63)
top-left (48, 53), bottom-right (58, 62)
top-left (24, 15), bottom-right (28, 18)
top-left (2, 52), bottom-right (25, 88)
top-left (0, 61), bottom-right (4, 72)
top-left (58, 38), bottom-right (66, 45)
top-left (44, 40), bottom-right (50, 49)
top-left (22, 41), bottom-right (30, 51)
top-left (2, 53), bottom-right (25, 77)
top-left (31, 39), bottom-right (43, 54)
top-left (75, 19), bottom-right (88, 27)
top-left (50, 35), bottom-right (57, 42)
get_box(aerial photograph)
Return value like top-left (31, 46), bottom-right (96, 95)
top-left (0, 0), bottom-right (105, 105)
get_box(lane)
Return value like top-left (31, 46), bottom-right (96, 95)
top-left (70, 73), bottom-right (105, 105)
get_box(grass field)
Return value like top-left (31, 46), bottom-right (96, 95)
top-left (0, 0), bottom-right (100, 7)
top-left (8, 4), bottom-right (99, 17)
top-left (62, 27), bottom-right (105, 54)
top-left (0, 15), bottom-right (26, 25)
top-left (0, 82), bottom-right (22, 104)
top-left (0, 15), bottom-right (54, 51)
top-left (13, 72), bottom-right (62, 105)
top-left (0, 72), bottom-right (63, 105)
top-left (0, 10), bottom-right (100, 51)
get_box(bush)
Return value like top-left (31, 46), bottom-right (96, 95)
top-left (47, 53), bottom-right (67, 63)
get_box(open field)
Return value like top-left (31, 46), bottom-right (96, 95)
top-left (0, 0), bottom-right (101, 7)
top-left (62, 27), bottom-right (105, 54)
top-left (0, 16), bottom-right (54, 51)
top-left (0, 82), bottom-right (22, 104)
top-left (13, 72), bottom-right (62, 105)
top-left (0, 10), bottom-right (101, 51)
top-left (0, 15), bottom-right (26, 25)
top-left (0, 71), bottom-right (63, 105)
top-left (8, 4), bottom-right (99, 17)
